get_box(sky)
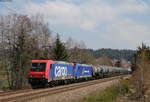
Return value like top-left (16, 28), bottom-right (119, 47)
top-left (0, 0), bottom-right (150, 49)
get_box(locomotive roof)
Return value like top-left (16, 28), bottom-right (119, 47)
top-left (99, 65), bottom-right (130, 70)
top-left (32, 60), bottom-right (54, 63)
top-left (55, 61), bottom-right (72, 65)
top-left (77, 63), bottom-right (91, 67)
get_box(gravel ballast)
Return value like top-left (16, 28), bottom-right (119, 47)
top-left (27, 78), bottom-right (120, 102)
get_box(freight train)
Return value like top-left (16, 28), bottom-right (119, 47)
top-left (28, 60), bottom-right (131, 88)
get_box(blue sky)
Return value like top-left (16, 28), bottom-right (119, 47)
top-left (0, 0), bottom-right (150, 49)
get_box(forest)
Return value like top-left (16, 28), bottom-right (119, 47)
top-left (85, 48), bottom-right (136, 61)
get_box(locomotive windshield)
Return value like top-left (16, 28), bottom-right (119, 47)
top-left (31, 63), bottom-right (46, 72)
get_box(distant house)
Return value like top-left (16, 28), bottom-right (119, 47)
top-left (111, 59), bottom-right (131, 68)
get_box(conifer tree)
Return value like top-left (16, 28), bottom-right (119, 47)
top-left (52, 34), bottom-right (69, 61)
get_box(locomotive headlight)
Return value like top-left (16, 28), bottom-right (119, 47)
top-left (41, 75), bottom-right (45, 78)
top-left (30, 75), bottom-right (34, 78)
top-left (42, 75), bottom-right (45, 78)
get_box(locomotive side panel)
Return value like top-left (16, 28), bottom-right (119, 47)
top-left (74, 64), bottom-right (93, 79)
top-left (49, 64), bottom-right (74, 81)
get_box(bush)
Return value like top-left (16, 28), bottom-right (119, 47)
top-left (118, 79), bottom-right (130, 95)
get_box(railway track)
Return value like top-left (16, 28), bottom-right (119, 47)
top-left (0, 89), bottom-right (33, 97)
top-left (0, 75), bottom-right (130, 102)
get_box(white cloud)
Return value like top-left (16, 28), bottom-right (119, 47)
top-left (23, 0), bottom-right (150, 49)
top-left (25, 1), bottom-right (81, 26)
top-left (104, 19), bottom-right (150, 48)
top-left (24, 0), bottom-right (149, 31)
top-left (116, 0), bottom-right (149, 14)
top-left (24, 0), bottom-right (118, 31)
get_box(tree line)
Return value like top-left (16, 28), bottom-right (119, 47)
top-left (85, 48), bottom-right (136, 61)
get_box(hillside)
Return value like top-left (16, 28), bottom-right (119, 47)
top-left (85, 48), bottom-right (136, 61)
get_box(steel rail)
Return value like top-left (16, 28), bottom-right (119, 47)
top-left (0, 89), bottom-right (32, 97)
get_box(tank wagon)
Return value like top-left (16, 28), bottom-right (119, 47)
top-left (28, 60), bottom-right (131, 88)
top-left (93, 65), bottom-right (131, 78)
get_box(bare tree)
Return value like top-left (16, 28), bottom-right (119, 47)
top-left (65, 37), bottom-right (76, 49)
top-left (30, 14), bottom-right (52, 59)
top-left (0, 13), bottom-right (52, 89)
top-left (96, 56), bottom-right (113, 66)
top-left (67, 40), bottom-right (96, 64)
top-left (1, 14), bottom-right (33, 89)
top-left (131, 44), bottom-right (150, 101)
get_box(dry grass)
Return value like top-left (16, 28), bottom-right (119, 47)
top-left (116, 96), bottom-right (136, 102)
top-left (116, 88), bottom-right (150, 102)
top-left (78, 79), bottom-right (130, 102)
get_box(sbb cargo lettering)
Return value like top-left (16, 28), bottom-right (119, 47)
top-left (55, 66), bottom-right (67, 77)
